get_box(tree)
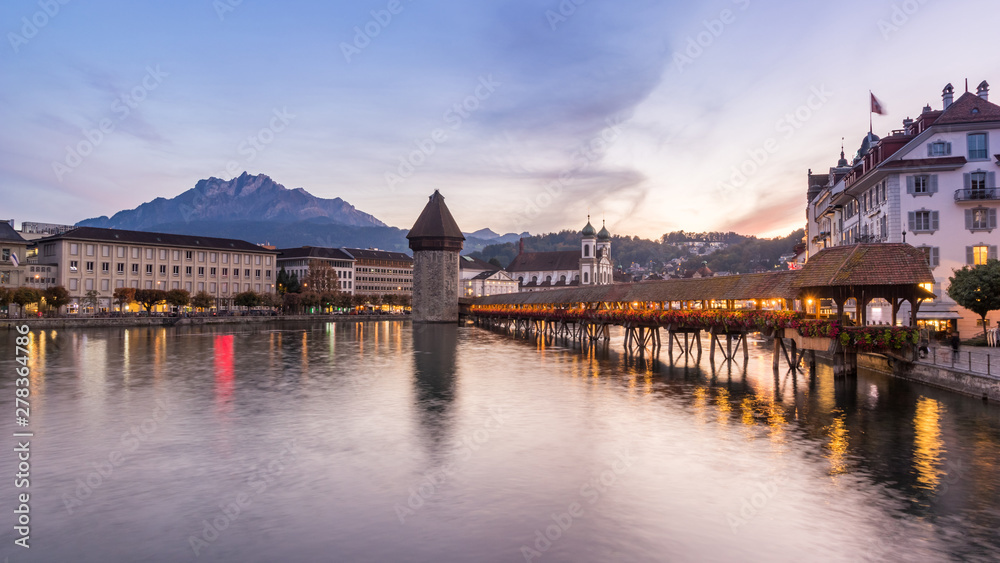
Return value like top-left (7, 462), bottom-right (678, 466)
top-left (948, 259), bottom-right (1000, 330)
top-left (302, 260), bottom-right (339, 293)
top-left (0, 288), bottom-right (11, 317)
top-left (44, 285), bottom-right (72, 314)
top-left (351, 293), bottom-right (367, 308)
top-left (282, 291), bottom-right (301, 314)
top-left (276, 266), bottom-right (290, 295)
top-left (488, 257), bottom-right (503, 269)
top-left (234, 291), bottom-right (262, 310)
top-left (134, 289), bottom-right (167, 313)
top-left (81, 289), bottom-right (100, 314)
top-left (166, 289), bottom-right (191, 310)
top-left (299, 291), bottom-right (321, 312)
top-left (261, 292), bottom-right (282, 311)
top-left (335, 292), bottom-right (353, 310)
top-left (286, 271), bottom-right (301, 294)
top-left (112, 287), bottom-right (136, 312)
top-left (12, 287), bottom-right (42, 316)
top-left (319, 291), bottom-right (339, 312)
top-left (191, 291), bottom-right (215, 311)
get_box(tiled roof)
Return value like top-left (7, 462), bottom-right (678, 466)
top-left (34, 226), bottom-right (276, 252)
top-left (506, 250), bottom-right (580, 272)
top-left (792, 244), bottom-right (933, 287)
top-left (407, 190), bottom-right (464, 240)
top-left (342, 248), bottom-right (413, 262)
top-left (277, 246), bottom-right (355, 260)
top-left (475, 270), bottom-right (800, 305)
top-left (0, 222), bottom-right (26, 243)
top-left (879, 157), bottom-right (966, 170)
top-left (933, 92), bottom-right (1000, 125)
top-left (460, 255), bottom-right (495, 270)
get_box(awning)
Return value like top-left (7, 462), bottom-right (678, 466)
top-left (916, 311), bottom-right (961, 320)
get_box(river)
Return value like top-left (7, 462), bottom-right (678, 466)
top-left (1, 320), bottom-right (998, 562)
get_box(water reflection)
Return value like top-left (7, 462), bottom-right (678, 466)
top-left (913, 396), bottom-right (945, 490)
top-left (412, 324), bottom-right (458, 450)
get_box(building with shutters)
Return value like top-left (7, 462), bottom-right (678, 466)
top-left (276, 247), bottom-right (356, 294)
top-left (805, 80), bottom-right (999, 335)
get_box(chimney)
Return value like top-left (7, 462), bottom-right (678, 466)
top-left (518, 237), bottom-right (524, 255)
top-left (902, 116), bottom-right (913, 134)
top-left (977, 80), bottom-right (990, 101)
top-left (942, 83), bottom-right (954, 109)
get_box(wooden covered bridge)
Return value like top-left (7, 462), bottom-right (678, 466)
top-left (466, 244), bottom-right (935, 374)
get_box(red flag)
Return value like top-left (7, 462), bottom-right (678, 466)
top-left (870, 92), bottom-right (886, 115)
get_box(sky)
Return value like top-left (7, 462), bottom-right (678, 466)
top-left (2, 0), bottom-right (999, 240)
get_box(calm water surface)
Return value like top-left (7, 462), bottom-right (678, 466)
top-left (1, 320), bottom-right (999, 562)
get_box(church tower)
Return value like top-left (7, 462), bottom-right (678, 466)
top-left (596, 220), bottom-right (612, 285)
top-left (580, 216), bottom-right (597, 285)
top-left (407, 191), bottom-right (465, 322)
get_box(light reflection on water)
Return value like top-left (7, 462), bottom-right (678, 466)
top-left (0, 320), bottom-right (998, 562)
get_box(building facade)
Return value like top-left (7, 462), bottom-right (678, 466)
top-left (0, 221), bottom-right (30, 291)
top-left (806, 80), bottom-right (999, 334)
top-left (33, 227), bottom-right (279, 312)
top-left (276, 247), bottom-right (355, 294)
top-left (507, 218), bottom-right (614, 292)
top-left (458, 254), bottom-right (519, 297)
top-left (345, 248), bottom-right (414, 297)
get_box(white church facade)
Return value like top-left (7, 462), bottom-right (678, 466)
top-left (506, 218), bottom-right (614, 292)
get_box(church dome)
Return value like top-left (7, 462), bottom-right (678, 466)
top-left (597, 223), bottom-right (611, 241)
top-left (581, 218), bottom-right (596, 237)
top-left (858, 132), bottom-right (880, 157)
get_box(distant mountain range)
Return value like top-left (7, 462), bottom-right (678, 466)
top-left (75, 173), bottom-right (527, 254)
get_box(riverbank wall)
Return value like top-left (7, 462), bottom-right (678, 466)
top-left (857, 353), bottom-right (1000, 402)
top-left (0, 314), bottom-right (404, 330)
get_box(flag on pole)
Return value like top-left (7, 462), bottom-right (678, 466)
top-left (10, 252), bottom-right (19, 267)
top-left (870, 92), bottom-right (886, 115)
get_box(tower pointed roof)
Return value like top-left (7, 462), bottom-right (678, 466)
top-left (407, 190), bottom-right (465, 252)
top-left (581, 215), bottom-right (596, 237)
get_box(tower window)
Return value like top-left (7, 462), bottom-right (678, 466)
top-left (584, 245), bottom-right (590, 257)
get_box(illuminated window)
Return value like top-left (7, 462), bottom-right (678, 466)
top-left (969, 245), bottom-right (992, 265)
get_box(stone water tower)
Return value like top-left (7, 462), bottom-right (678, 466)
top-left (407, 190), bottom-right (465, 322)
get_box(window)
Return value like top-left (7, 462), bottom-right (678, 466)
top-left (966, 207), bottom-right (997, 231)
top-left (198, 267), bottom-right (205, 276)
top-left (197, 282), bottom-right (205, 291)
top-left (43, 243), bottom-right (55, 257)
top-left (919, 246), bottom-right (940, 267)
top-left (159, 265), bottom-right (167, 275)
top-left (255, 256), bottom-right (261, 265)
top-left (928, 141), bottom-right (951, 156)
top-left (222, 254), bottom-right (228, 264)
top-left (233, 255), bottom-right (240, 265)
top-left (70, 243), bottom-right (79, 255)
top-left (172, 281), bottom-right (179, 289)
top-left (85, 279), bottom-right (94, 290)
top-left (233, 269), bottom-right (239, 278)
top-left (185, 251), bottom-right (193, 260)
top-left (101, 245), bottom-right (110, 257)
top-left (172, 250), bottom-right (180, 260)
top-left (116, 263), bottom-right (125, 274)
top-left (69, 279), bottom-right (78, 290)
top-left (967, 245), bottom-right (997, 265)
top-left (266, 257), bottom-right (272, 266)
top-left (159, 249), bottom-right (167, 260)
top-left (115, 280), bottom-right (124, 288)
top-left (132, 263), bottom-right (139, 274)
top-left (584, 245), bottom-right (590, 257)
top-left (210, 267), bottom-right (217, 276)
top-left (908, 210), bottom-right (939, 233)
top-left (146, 248), bottom-right (153, 259)
top-left (265, 270), bottom-right (271, 279)
top-left (255, 269), bottom-right (261, 278)
top-left (198, 252), bottom-right (205, 262)
top-left (244, 269), bottom-right (250, 278)
top-left (907, 174), bottom-right (937, 195)
top-left (210, 252), bottom-right (217, 263)
top-left (185, 282), bottom-right (192, 291)
top-left (86, 261), bottom-right (94, 272)
top-left (86, 244), bottom-right (95, 256)
top-left (172, 266), bottom-right (180, 276)
top-left (70, 260), bottom-right (78, 272)
top-left (117, 246), bottom-right (125, 258)
top-left (100, 279), bottom-right (109, 291)
top-left (145, 280), bottom-right (153, 289)
top-left (222, 268), bottom-right (228, 277)
top-left (132, 247), bottom-right (140, 259)
top-left (146, 264), bottom-right (153, 275)
top-left (968, 133), bottom-right (988, 160)
top-left (185, 266), bottom-right (192, 275)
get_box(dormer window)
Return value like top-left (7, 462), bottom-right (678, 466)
top-left (927, 141), bottom-right (951, 157)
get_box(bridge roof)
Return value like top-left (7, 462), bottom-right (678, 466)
top-left (473, 270), bottom-right (800, 306)
top-left (792, 243), bottom-right (933, 288)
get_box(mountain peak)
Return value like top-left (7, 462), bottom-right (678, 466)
top-left (78, 172), bottom-right (386, 230)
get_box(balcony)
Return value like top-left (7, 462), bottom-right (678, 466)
top-left (954, 188), bottom-right (999, 202)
